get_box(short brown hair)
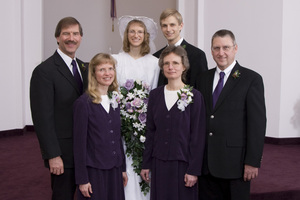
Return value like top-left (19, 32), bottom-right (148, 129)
top-left (211, 29), bottom-right (236, 46)
top-left (54, 17), bottom-right (83, 38)
top-left (158, 45), bottom-right (189, 83)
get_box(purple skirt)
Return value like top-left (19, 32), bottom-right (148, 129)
top-left (76, 166), bottom-right (125, 200)
top-left (150, 158), bottom-right (198, 200)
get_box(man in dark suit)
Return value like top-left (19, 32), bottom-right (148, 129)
top-left (30, 17), bottom-right (88, 200)
top-left (196, 29), bottom-right (266, 200)
top-left (153, 8), bottom-right (208, 87)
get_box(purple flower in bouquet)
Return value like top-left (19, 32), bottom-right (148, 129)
top-left (138, 113), bottom-right (147, 124)
top-left (143, 98), bottom-right (149, 105)
top-left (125, 102), bottom-right (134, 113)
top-left (131, 98), bottom-right (143, 108)
top-left (124, 79), bottom-right (135, 91)
top-left (142, 82), bottom-right (151, 92)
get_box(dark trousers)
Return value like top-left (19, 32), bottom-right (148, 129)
top-left (198, 174), bottom-right (250, 200)
top-left (50, 168), bottom-right (76, 200)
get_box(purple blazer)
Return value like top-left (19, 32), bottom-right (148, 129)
top-left (142, 86), bottom-right (206, 176)
top-left (73, 93), bottom-right (125, 184)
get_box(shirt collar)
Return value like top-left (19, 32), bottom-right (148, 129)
top-left (174, 37), bottom-right (184, 46)
top-left (167, 37), bottom-right (183, 47)
top-left (57, 48), bottom-right (77, 67)
top-left (216, 60), bottom-right (236, 76)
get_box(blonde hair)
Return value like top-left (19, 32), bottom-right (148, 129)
top-left (87, 53), bottom-right (119, 104)
top-left (122, 20), bottom-right (150, 56)
top-left (159, 8), bottom-right (183, 26)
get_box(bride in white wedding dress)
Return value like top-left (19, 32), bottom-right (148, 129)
top-left (112, 16), bottom-right (160, 200)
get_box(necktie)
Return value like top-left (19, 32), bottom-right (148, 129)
top-left (71, 60), bottom-right (83, 93)
top-left (212, 72), bottom-right (225, 108)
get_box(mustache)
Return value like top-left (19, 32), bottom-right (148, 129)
top-left (65, 40), bottom-right (77, 45)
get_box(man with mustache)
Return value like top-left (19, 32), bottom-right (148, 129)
top-left (30, 17), bottom-right (88, 200)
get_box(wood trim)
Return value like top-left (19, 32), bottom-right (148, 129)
top-left (0, 125), bottom-right (35, 138)
top-left (265, 136), bottom-right (300, 145)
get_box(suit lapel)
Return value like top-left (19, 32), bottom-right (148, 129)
top-left (180, 39), bottom-right (188, 49)
top-left (76, 59), bottom-right (88, 90)
top-left (54, 52), bottom-right (81, 94)
top-left (204, 69), bottom-right (215, 113)
top-left (213, 63), bottom-right (242, 110)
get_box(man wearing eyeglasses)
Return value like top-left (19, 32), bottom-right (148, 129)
top-left (154, 8), bottom-right (208, 87)
top-left (196, 29), bottom-right (266, 200)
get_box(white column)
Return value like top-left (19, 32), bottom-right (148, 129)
top-left (279, 0), bottom-right (300, 138)
top-left (22, 0), bottom-right (43, 126)
top-left (0, 0), bottom-right (23, 130)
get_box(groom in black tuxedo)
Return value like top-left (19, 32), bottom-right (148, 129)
top-left (154, 8), bottom-right (208, 87)
top-left (196, 29), bottom-right (266, 200)
top-left (30, 17), bottom-right (88, 200)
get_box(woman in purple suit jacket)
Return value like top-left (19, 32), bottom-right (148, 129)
top-left (140, 46), bottom-right (206, 200)
top-left (73, 53), bottom-right (128, 200)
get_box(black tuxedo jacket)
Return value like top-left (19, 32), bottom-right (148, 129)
top-left (30, 51), bottom-right (88, 168)
top-left (154, 39), bottom-right (208, 87)
top-left (196, 62), bottom-right (266, 179)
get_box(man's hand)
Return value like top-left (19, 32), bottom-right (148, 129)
top-left (244, 164), bottom-right (258, 181)
top-left (49, 156), bottom-right (64, 175)
top-left (140, 169), bottom-right (150, 183)
top-left (184, 174), bottom-right (198, 187)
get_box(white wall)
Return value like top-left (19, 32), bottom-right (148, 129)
top-left (43, 0), bottom-right (176, 62)
top-left (0, 0), bottom-right (42, 130)
top-left (280, 0), bottom-right (300, 137)
top-left (179, 0), bottom-right (300, 138)
top-left (22, 0), bottom-right (43, 126)
top-left (204, 0), bottom-right (283, 138)
top-left (0, 0), bottom-right (22, 130)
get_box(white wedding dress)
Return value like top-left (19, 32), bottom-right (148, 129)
top-left (112, 52), bottom-right (160, 200)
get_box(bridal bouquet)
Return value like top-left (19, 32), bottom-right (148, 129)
top-left (119, 79), bottom-right (150, 195)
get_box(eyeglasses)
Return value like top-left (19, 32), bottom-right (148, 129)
top-left (163, 61), bottom-right (182, 68)
top-left (212, 45), bottom-right (235, 52)
top-left (128, 30), bottom-right (144, 35)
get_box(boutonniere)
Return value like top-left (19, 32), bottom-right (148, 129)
top-left (108, 91), bottom-right (122, 110)
top-left (181, 44), bottom-right (186, 49)
top-left (232, 70), bottom-right (241, 79)
top-left (80, 63), bottom-right (87, 72)
top-left (177, 85), bottom-right (194, 111)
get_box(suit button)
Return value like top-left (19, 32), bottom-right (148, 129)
top-left (210, 115), bottom-right (214, 119)
top-left (166, 115), bottom-right (170, 118)
top-left (165, 142), bottom-right (168, 145)
top-left (111, 141), bottom-right (115, 144)
top-left (209, 132), bottom-right (213, 136)
top-left (110, 130), bottom-right (114, 133)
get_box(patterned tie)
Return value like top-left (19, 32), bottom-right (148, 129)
top-left (71, 60), bottom-right (83, 93)
top-left (212, 72), bottom-right (225, 108)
